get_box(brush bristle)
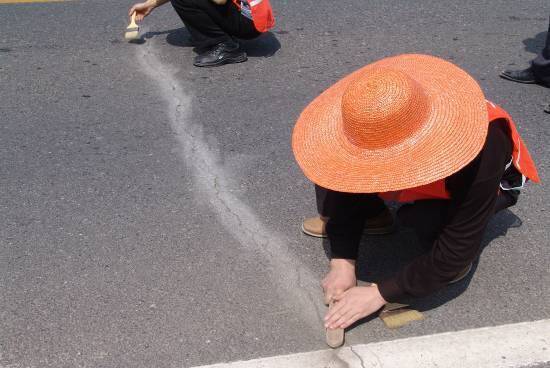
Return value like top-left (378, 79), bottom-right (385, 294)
top-left (124, 30), bottom-right (139, 41)
top-left (380, 309), bottom-right (424, 329)
top-left (326, 327), bottom-right (344, 348)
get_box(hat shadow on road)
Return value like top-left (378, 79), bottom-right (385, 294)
top-left (142, 27), bottom-right (281, 57)
top-left (320, 207), bottom-right (522, 328)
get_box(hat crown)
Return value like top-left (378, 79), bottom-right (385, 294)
top-left (341, 68), bottom-right (429, 150)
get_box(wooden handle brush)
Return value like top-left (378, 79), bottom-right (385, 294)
top-left (124, 12), bottom-right (140, 41)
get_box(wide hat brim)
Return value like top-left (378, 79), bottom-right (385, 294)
top-left (292, 54), bottom-right (488, 193)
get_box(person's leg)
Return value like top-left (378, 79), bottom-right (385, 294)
top-left (170, 0), bottom-right (258, 49)
top-left (398, 191), bottom-right (519, 247)
top-left (317, 185), bottom-right (386, 219)
top-left (397, 192), bottom-right (519, 284)
top-left (531, 16), bottom-right (550, 85)
top-left (323, 189), bottom-right (388, 259)
top-left (304, 185), bottom-right (392, 237)
top-left (501, 16), bottom-right (550, 86)
top-left (170, 0), bottom-right (228, 49)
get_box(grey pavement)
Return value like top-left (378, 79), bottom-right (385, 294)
top-left (1, 1), bottom-right (549, 367)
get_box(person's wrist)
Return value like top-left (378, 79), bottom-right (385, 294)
top-left (329, 258), bottom-right (356, 270)
top-left (147, 0), bottom-right (158, 8)
top-left (372, 283), bottom-right (387, 305)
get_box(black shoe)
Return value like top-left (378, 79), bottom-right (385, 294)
top-left (193, 40), bottom-right (247, 67)
top-left (500, 67), bottom-right (537, 84)
top-left (545, 103), bottom-right (550, 114)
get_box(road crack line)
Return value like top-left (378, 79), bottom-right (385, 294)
top-left (350, 345), bottom-right (369, 368)
top-left (135, 41), bottom-right (325, 331)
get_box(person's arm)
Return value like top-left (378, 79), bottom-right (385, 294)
top-left (128, 0), bottom-right (170, 22)
top-left (378, 123), bottom-right (512, 302)
top-left (326, 192), bottom-right (385, 260)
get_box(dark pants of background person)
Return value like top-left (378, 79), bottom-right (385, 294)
top-left (315, 185), bottom-right (518, 247)
top-left (170, 0), bottom-right (260, 50)
top-left (532, 16), bottom-right (550, 85)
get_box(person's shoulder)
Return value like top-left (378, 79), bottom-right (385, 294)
top-left (479, 118), bottom-right (512, 168)
top-left (487, 118), bottom-right (511, 150)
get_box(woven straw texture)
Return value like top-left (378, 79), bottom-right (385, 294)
top-left (292, 54), bottom-right (488, 193)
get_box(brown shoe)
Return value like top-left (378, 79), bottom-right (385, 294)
top-left (448, 263), bottom-right (473, 284)
top-left (302, 209), bottom-right (395, 238)
top-left (301, 216), bottom-right (329, 238)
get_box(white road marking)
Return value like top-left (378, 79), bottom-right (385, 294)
top-left (190, 319), bottom-right (550, 368)
top-left (135, 41), bottom-right (325, 329)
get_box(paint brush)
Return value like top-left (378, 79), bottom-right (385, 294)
top-left (124, 12), bottom-right (139, 41)
top-left (379, 303), bottom-right (424, 329)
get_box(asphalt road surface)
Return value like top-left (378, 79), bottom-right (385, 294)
top-left (1, 0), bottom-right (549, 367)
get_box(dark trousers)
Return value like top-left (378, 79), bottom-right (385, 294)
top-left (396, 193), bottom-right (516, 244)
top-left (531, 16), bottom-right (550, 85)
top-left (170, 0), bottom-right (260, 49)
top-left (315, 185), bottom-right (518, 247)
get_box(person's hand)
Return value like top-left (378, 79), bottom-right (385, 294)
top-left (321, 259), bottom-right (357, 305)
top-left (324, 285), bottom-right (386, 330)
top-left (129, 1), bottom-right (155, 22)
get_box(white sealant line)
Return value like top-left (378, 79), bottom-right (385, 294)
top-left (190, 319), bottom-right (550, 368)
top-left (135, 42), bottom-right (325, 329)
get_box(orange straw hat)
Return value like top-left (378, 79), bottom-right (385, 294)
top-left (292, 54), bottom-right (489, 193)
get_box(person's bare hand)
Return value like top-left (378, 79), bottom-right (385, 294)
top-left (129, 1), bottom-right (155, 22)
top-left (324, 285), bottom-right (386, 330)
top-left (321, 259), bottom-right (357, 305)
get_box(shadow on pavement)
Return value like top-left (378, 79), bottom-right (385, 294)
top-left (523, 30), bottom-right (548, 55)
top-left (240, 32), bottom-right (281, 57)
top-left (138, 27), bottom-right (281, 57)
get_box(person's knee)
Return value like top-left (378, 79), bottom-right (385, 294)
top-left (396, 203), bottom-right (416, 227)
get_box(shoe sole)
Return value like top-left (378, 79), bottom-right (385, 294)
top-left (301, 223), bottom-right (396, 238)
top-left (193, 54), bottom-right (248, 68)
top-left (301, 223), bottom-right (327, 238)
top-left (499, 72), bottom-right (536, 84)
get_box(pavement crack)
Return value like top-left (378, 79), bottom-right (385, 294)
top-left (363, 345), bottom-right (384, 368)
top-left (136, 41), bottom-right (323, 331)
top-left (350, 346), bottom-right (368, 368)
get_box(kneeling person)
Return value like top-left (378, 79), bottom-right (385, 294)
top-left (129, 0), bottom-right (275, 67)
top-left (292, 54), bottom-right (540, 330)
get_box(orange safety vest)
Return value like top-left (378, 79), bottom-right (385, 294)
top-left (232, 0), bottom-right (275, 33)
top-left (379, 101), bottom-right (540, 203)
